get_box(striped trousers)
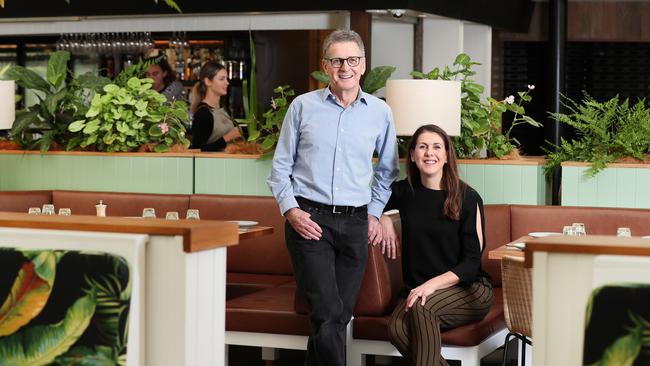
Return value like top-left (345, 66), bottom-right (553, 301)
top-left (388, 277), bottom-right (493, 366)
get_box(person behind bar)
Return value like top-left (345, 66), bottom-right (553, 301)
top-left (145, 57), bottom-right (184, 102)
top-left (379, 124), bottom-right (493, 366)
top-left (189, 61), bottom-right (241, 152)
top-left (267, 29), bottom-right (399, 366)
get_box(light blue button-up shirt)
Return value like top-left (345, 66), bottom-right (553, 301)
top-left (267, 87), bottom-right (399, 218)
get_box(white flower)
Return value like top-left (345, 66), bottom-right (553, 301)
top-left (527, 84), bottom-right (535, 90)
top-left (505, 95), bottom-right (515, 104)
top-left (270, 98), bottom-right (277, 109)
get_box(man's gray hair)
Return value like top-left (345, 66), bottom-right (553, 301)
top-left (322, 29), bottom-right (365, 58)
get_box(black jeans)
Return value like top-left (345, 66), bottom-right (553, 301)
top-left (286, 198), bottom-right (369, 366)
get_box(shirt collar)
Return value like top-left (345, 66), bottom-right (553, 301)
top-left (320, 86), bottom-right (369, 106)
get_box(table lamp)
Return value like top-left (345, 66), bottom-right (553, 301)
top-left (0, 80), bottom-right (15, 133)
top-left (385, 79), bottom-right (461, 137)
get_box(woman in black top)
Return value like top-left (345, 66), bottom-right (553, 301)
top-left (190, 61), bottom-right (241, 152)
top-left (380, 124), bottom-right (493, 366)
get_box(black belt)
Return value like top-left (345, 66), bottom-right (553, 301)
top-left (296, 197), bottom-right (367, 215)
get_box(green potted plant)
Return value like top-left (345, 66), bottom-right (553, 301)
top-left (411, 53), bottom-right (542, 159)
top-left (545, 93), bottom-right (650, 208)
top-left (67, 76), bottom-right (190, 153)
top-left (7, 51), bottom-right (109, 152)
top-left (409, 53), bottom-right (547, 205)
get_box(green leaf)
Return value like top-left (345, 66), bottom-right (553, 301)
top-left (598, 327), bottom-right (642, 366)
top-left (10, 110), bottom-right (40, 136)
top-left (453, 53), bottom-right (471, 66)
top-left (0, 252), bottom-right (57, 336)
top-left (362, 66), bottom-right (396, 94)
top-left (68, 120), bottom-right (86, 133)
top-left (409, 71), bottom-right (425, 79)
top-left (55, 345), bottom-right (117, 366)
top-left (83, 120), bottom-right (101, 134)
top-left (261, 135), bottom-right (277, 150)
top-left (148, 124), bottom-right (163, 137)
top-left (0, 291), bottom-right (96, 366)
top-left (6, 65), bottom-right (51, 93)
top-left (310, 70), bottom-right (330, 84)
top-left (46, 51), bottom-right (71, 89)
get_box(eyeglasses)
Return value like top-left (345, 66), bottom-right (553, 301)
top-left (324, 56), bottom-right (364, 68)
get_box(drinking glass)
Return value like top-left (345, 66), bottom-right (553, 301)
top-left (572, 223), bottom-right (586, 236)
top-left (186, 209), bottom-right (200, 220)
top-left (617, 227), bottom-right (632, 237)
top-left (58, 208), bottom-right (72, 216)
top-left (165, 211), bottom-right (180, 220)
top-left (142, 208), bottom-right (157, 219)
top-left (42, 204), bottom-right (55, 215)
top-left (563, 225), bottom-right (575, 236)
top-left (28, 207), bottom-right (41, 215)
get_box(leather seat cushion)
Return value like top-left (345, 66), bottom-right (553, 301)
top-left (353, 288), bottom-right (504, 347)
top-left (226, 273), bottom-right (294, 300)
top-left (226, 287), bottom-right (310, 336)
top-left (0, 190), bottom-right (52, 213)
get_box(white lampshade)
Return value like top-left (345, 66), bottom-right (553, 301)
top-left (0, 80), bottom-right (15, 130)
top-left (386, 79), bottom-right (461, 136)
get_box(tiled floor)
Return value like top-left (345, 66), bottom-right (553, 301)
top-left (227, 343), bottom-right (519, 365)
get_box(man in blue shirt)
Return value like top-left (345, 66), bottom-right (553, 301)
top-left (267, 29), bottom-right (399, 366)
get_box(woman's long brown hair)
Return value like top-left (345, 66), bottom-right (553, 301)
top-left (406, 124), bottom-right (463, 220)
top-left (190, 61), bottom-right (226, 114)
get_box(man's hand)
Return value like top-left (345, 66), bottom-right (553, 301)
top-left (368, 215), bottom-right (383, 246)
top-left (285, 207), bottom-right (322, 240)
top-left (379, 214), bottom-right (400, 260)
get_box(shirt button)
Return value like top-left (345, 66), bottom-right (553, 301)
top-left (335, 187), bottom-right (339, 191)
top-left (338, 148), bottom-right (341, 152)
top-left (341, 128), bottom-right (345, 132)
top-left (336, 168), bottom-right (340, 172)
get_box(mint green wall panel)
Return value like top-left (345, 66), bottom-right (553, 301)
top-left (615, 169), bottom-right (636, 208)
top-left (0, 154), bottom-right (193, 194)
top-left (194, 157), bottom-right (274, 196)
top-left (562, 165), bottom-right (650, 208)
top-left (635, 169), bottom-right (650, 208)
top-left (459, 163), bottom-right (547, 205)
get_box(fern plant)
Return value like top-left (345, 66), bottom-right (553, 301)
top-left (544, 93), bottom-right (650, 178)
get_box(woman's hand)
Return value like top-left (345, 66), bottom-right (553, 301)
top-left (405, 279), bottom-right (439, 310)
top-left (379, 214), bottom-right (399, 260)
top-left (405, 272), bottom-right (460, 310)
top-left (223, 126), bottom-right (242, 142)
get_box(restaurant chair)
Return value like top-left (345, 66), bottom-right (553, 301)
top-left (500, 255), bottom-right (532, 366)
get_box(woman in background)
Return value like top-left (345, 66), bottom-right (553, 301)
top-left (145, 58), bottom-right (184, 102)
top-left (190, 61), bottom-right (241, 152)
top-left (380, 124), bottom-right (493, 366)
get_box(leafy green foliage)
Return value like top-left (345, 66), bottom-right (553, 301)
top-left (84, 256), bottom-right (132, 356)
top-left (67, 77), bottom-right (190, 152)
top-left (236, 85), bottom-right (295, 160)
top-left (412, 53), bottom-right (541, 159)
top-left (7, 51), bottom-right (110, 151)
top-left (0, 291), bottom-right (96, 366)
top-left (114, 56), bottom-right (160, 89)
top-left (544, 94), bottom-right (650, 178)
top-left (55, 345), bottom-right (118, 366)
top-left (310, 66), bottom-right (396, 94)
